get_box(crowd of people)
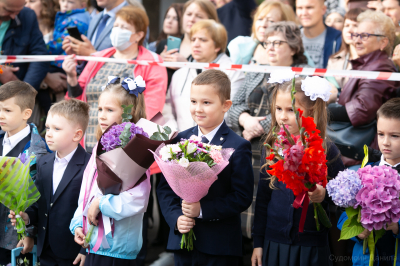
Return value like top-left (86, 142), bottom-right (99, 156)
top-left (0, 0), bottom-right (399, 265)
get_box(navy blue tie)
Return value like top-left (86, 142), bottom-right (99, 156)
top-left (201, 136), bottom-right (209, 144)
top-left (95, 14), bottom-right (110, 41)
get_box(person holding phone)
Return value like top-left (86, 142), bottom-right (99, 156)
top-left (62, 6), bottom-right (167, 153)
top-left (47, 0), bottom-right (90, 69)
top-left (156, 0), bottom-right (219, 86)
top-left (148, 3), bottom-right (183, 53)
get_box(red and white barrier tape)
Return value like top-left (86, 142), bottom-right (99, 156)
top-left (1, 55), bottom-right (400, 81)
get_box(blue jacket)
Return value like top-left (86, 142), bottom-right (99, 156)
top-left (337, 161), bottom-right (400, 266)
top-left (48, 9), bottom-right (90, 68)
top-left (1, 8), bottom-right (49, 90)
top-left (253, 142), bottom-right (344, 248)
top-left (323, 26), bottom-right (342, 69)
top-left (157, 121), bottom-right (254, 256)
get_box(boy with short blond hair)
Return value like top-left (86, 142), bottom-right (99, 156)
top-left (0, 81), bottom-right (50, 265)
top-left (157, 69), bottom-right (254, 265)
top-left (10, 98), bottom-right (91, 266)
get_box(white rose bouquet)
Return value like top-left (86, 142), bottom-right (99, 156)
top-left (151, 135), bottom-right (234, 251)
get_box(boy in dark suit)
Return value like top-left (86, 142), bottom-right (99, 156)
top-left (157, 69), bottom-right (254, 265)
top-left (0, 81), bottom-right (50, 265)
top-left (10, 99), bottom-right (91, 266)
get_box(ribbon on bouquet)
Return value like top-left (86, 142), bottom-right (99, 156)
top-left (92, 213), bottom-right (113, 252)
top-left (292, 185), bottom-right (316, 233)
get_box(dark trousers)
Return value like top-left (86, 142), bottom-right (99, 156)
top-left (40, 246), bottom-right (74, 266)
top-left (174, 249), bottom-right (240, 266)
top-left (0, 247), bottom-right (33, 266)
top-left (85, 253), bottom-right (136, 266)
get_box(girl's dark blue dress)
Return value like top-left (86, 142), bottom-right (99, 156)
top-left (253, 141), bottom-right (345, 266)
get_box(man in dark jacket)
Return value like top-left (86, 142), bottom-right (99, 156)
top-left (296, 0), bottom-right (342, 69)
top-left (0, 0), bottom-right (48, 91)
top-left (216, 0), bottom-right (257, 43)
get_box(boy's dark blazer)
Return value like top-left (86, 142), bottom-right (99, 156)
top-left (26, 145), bottom-right (90, 259)
top-left (157, 121), bottom-right (254, 256)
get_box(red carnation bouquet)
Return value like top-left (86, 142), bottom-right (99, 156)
top-left (265, 78), bottom-right (331, 232)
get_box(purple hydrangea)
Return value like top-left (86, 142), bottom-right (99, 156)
top-left (327, 169), bottom-right (362, 208)
top-left (100, 122), bottom-right (149, 152)
top-left (354, 165), bottom-right (400, 231)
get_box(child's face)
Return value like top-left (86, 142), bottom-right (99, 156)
top-left (190, 84), bottom-right (232, 135)
top-left (377, 117), bottom-right (400, 166)
top-left (45, 113), bottom-right (81, 154)
top-left (98, 93), bottom-right (123, 133)
top-left (275, 90), bottom-right (308, 136)
top-left (0, 97), bottom-right (31, 137)
top-left (59, 0), bottom-right (84, 13)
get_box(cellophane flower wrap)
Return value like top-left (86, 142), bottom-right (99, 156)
top-left (265, 79), bottom-right (331, 232)
top-left (327, 152), bottom-right (400, 266)
top-left (152, 135), bottom-right (234, 250)
top-left (0, 155), bottom-right (40, 240)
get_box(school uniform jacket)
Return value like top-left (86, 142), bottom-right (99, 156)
top-left (26, 145), bottom-right (90, 259)
top-left (157, 121), bottom-right (254, 256)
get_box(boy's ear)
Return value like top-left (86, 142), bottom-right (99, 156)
top-left (222, 100), bottom-right (232, 113)
top-left (73, 128), bottom-right (84, 143)
top-left (22, 108), bottom-right (33, 121)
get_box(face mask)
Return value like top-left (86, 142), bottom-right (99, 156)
top-left (110, 27), bottom-right (133, 51)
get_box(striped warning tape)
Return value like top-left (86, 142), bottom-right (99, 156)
top-left (1, 55), bottom-right (400, 81)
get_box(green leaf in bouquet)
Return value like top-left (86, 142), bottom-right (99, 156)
top-left (339, 220), bottom-right (364, 240)
top-left (346, 206), bottom-right (360, 220)
top-left (121, 105), bottom-right (133, 123)
top-left (316, 203), bottom-right (332, 228)
top-left (161, 133), bottom-right (169, 141)
top-left (151, 132), bottom-right (162, 141)
top-left (119, 123), bottom-right (132, 148)
top-left (164, 126), bottom-right (172, 134)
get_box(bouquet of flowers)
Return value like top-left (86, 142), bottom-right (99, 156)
top-left (0, 154), bottom-right (40, 240)
top-left (327, 153), bottom-right (400, 266)
top-left (265, 78), bottom-right (331, 232)
top-left (84, 104), bottom-right (178, 250)
top-left (152, 135), bottom-right (234, 251)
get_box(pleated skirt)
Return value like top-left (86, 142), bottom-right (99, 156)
top-left (262, 240), bottom-right (333, 266)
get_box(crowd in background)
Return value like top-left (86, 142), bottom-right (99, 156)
top-left (1, 0), bottom-right (400, 265)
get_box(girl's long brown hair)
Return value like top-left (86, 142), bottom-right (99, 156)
top-left (262, 78), bottom-right (329, 189)
top-left (96, 79), bottom-right (147, 140)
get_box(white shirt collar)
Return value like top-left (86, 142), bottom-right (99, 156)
top-left (3, 124), bottom-right (30, 148)
top-left (197, 120), bottom-right (224, 143)
top-left (378, 154), bottom-right (400, 168)
top-left (55, 147), bottom-right (78, 163)
top-left (103, 1), bottom-right (126, 18)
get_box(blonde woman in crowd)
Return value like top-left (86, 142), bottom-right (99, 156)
top-left (164, 20), bottom-right (244, 131)
top-left (228, 1), bottom-right (298, 65)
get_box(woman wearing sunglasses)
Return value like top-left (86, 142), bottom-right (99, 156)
top-left (328, 9), bottom-right (400, 166)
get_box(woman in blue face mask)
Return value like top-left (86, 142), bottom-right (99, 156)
top-left (62, 6), bottom-right (168, 154)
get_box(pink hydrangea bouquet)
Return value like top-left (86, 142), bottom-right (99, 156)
top-left (152, 135), bottom-right (234, 251)
top-left (327, 163), bottom-right (400, 266)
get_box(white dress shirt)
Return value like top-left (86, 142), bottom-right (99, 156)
top-left (53, 147), bottom-right (78, 194)
top-left (91, 0), bottom-right (127, 44)
top-left (2, 125), bottom-right (30, 156)
top-left (197, 120), bottom-right (225, 144)
top-left (196, 120), bottom-right (224, 218)
top-left (379, 154), bottom-right (400, 169)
